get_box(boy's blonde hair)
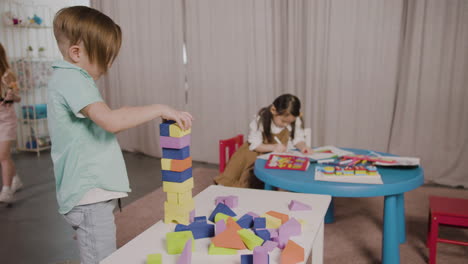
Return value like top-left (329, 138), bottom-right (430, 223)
top-left (53, 6), bottom-right (122, 73)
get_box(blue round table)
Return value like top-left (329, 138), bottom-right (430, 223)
top-left (254, 149), bottom-right (424, 264)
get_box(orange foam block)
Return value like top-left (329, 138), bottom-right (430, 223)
top-left (280, 240), bottom-right (304, 264)
top-left (211, 228), bottom-right (246, 250)
top-left (226, 217), bottom-right (242, 231)
top-left (162, 157), bottom-right (192, 172)
top-left (266, 211), bottom-right (289, 224)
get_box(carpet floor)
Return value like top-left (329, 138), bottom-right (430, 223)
top-left (115, 168), bottom-right (468, 263)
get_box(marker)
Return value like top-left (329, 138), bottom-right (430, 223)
top-left (274, 136), bottom-right (282, 144)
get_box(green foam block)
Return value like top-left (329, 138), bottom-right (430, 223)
top-left (147, 253), bottom-right (162, 264)
top-left (208, 243), bottom-right (238, 255)
top-left (166, 231), bottom-right (195, 255)
top-left (237, 229), bottom-right (264, 250)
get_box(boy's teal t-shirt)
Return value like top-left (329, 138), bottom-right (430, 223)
top-left (47, 60), bottom-right (130, 214)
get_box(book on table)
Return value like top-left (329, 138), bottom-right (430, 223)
top-left (265, 154), bottom-right (310, 171)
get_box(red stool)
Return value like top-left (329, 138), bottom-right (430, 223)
top-left (427, 196), bottom-right (468, 264)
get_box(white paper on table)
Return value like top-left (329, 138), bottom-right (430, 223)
top-left (257, 146), bottom-right (354, 161)
top-left (375, 156), bottom-right (420, 166)
top-left (311, 145), bottom-right (354, 157)
top-left (314, 168), bottom-right (383, 184)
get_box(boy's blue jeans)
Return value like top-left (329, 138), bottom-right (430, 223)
top-left (63, 199), bottom-right (117, 264)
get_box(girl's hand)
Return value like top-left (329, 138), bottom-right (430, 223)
top-left (300, 147), bottom-right (314, 154)
top-left (161, 105), bottom-right (193, 130)
top-left (1, 89), bottom-right (15, 107)
top-left (273, 143), bottom-right (287, 153)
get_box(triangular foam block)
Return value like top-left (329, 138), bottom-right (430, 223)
top-left (280, 240), bottom-right (304, 264)
top-left (176, 239), bottom-right (192, 264)
top-left (288, 200), bottom-right (312, 211)
top-left (211, 228), bottom-right (246, 250)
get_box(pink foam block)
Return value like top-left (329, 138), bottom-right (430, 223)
top-left (215, 220), bottom-right (226, 235)
top-left (176, 239), bottom-right (192, 264)
top-left (267, 229), bottom-right (278, 238)
top-left (215, 195), bottom-right (239, 208)
top-left (288, 200), bottom-right (312, 211)
top-left (262, 240), bottom-right (278, 252)
top-left (274, 233), bottom-right (289, 249)
top-left (279, 218), bottom-right (301, 237)
top-left (253, 246), bottom-right (269, 264)
top-left (160, 135), bottom-right (191, 149)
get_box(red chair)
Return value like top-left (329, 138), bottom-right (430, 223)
top-left (427, 196), bottom-right (468, 264)
top-left (219, 134), bottom-right (244, 173)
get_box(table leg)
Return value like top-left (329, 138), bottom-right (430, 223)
top-left (397, 193), bottom-right (406, 244)
top-left (311, 220), bottom-right (324, 264)
top-left (325, 198), bottom-right (335, 223)
top-left (264, 183), bottom-right (274, 190)
top-left (382, 195), bottom-right (400, 264)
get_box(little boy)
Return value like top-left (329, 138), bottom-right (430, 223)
top-left (48, 6), bottom-right (192, 263)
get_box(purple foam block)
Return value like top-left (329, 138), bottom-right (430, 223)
top-left (215, 220), bottom-right (226, 235)
top-left (176, 239), bottom-right (192, 264)
top-left (267, 229), bottom-right (278, 238)
top-left (253, 246), bottom-right (269, 264)
top-left (279, 218), bottom-right (301, 237)
top-left (288, 200), bottom-right (312, 211)
top-left (262, 240), bottom-right (278, 252)
top-left (160, 134), bottom-right (191, 149)
top-left (246, 211), bottom-right (259, 219)
top-left (189, 210), bottom-right (195, 223)
top-left (224, 195), bottom-right (238, 208)
top-left (275, 232), bottom-right (290, 249)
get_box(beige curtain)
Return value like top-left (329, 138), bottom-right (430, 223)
top-left (91, 0), bottom-right (186, 157)
top-left (184, 0), bottom-right (283, 163)
top-left (389, 0), bottom-right (468, 187)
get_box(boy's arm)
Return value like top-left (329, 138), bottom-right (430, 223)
top-left (81, 102), bottom-right (192, 133)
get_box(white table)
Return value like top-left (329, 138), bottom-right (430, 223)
top-left (101, 185), bottom-right (331, 264)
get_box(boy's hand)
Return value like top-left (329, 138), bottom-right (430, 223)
top-left (161, 105), bottom-right (193, 130)
top-left (273, 143), bottom-right (287, 153)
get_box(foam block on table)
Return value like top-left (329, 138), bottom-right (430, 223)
top-left (246, 211), bottom-right (259, 219)
top-left (237, 229), bottom-right (264, 251)
top-left (253, 217), bottom-right (266, 229)
top-left (214, 213), bottom-right (237, 223)
top-left (280, 240), bottom-right (304, 264)
top-left (215, 220), bottom-right (227, 235)
top-left (160, 135), bottom-right (191, 149)
top-left (215, 195), bottom-right (238, 208)
top-left (254, 229), bottom-right (271, 241)
top-left (165, 213), bottom-right (191, 225)
top-left (288, 200), bottom-right (312, 211)
top-left (161, 157), bottom-right (192, 172)
top-left (262, 240), bottom-right (278, 252)
top-left (237, 214), bottom-right (254, 228)
top-left (226, 217), bottom-right (242, 231)
top-left (267, 229), bottom-right (278, 238)
top-left (163, 177), bottom-right (194, 193)
top-left (162, 146), bottom-right (190, 160)
top-left (211, 227), bottom-right (246, 250)
top-left (189, 222), bottom-right (215, 239)
top-left (279, 218), bottom-right (301, 237)
top-left (208, 243), bottom-right (237, 255)
top-left (265, 211), bottom-right (289, 224)
top-left (159, 120), bottom-right (175, 137)
top-left (253, 246), bottom-right (269, 264)
top-left (241, 254), bottom-right (253, 264)
top-left (164, 200), bottom-right (195, 215)
top-left (209, 203), bottom-right (237, 222)
top-left (147, 253), bottom-right (162, 264)
top-left (194, 216), bottom-right (207, 223)
top-left (176, 239), bottom-right (192, 264)
top-left (162, 168), bottom-right (192, 183)
top-left (166, 231), bottom-right (194, 255)
top-left (261, 213), bottom-right (282, 229)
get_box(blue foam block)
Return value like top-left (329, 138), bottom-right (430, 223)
top-left (241, 254), bottom-right (253, 264)
top-left (194, 216), bottom-right (207, 223)
top-left (159, 120), bottom-right (175, 137)
top-left (162, 146), bottom-right (190, 160)
top-left (254, 229), bottom-right (271, 241)
top-left (162, 168), bottom-right (192, 183)
top-left (237, 214), bottom-right (254, 228)
top-left (253, 217), bottom-right (266, 229)
top-left (208, 203), bottom-right (237, 223)
top-left (175, 224), bottom-right (190, 232)
top-left (190, 222), bottom-right (215, 239)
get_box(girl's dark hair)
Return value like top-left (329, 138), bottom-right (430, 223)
top-left (0, 43), bottom-right (9, 80)
top-left (257, 94), bottom-right (302, 143)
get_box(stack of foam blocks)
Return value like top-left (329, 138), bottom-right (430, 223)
top-left (160, 120), bottom-right (194, 225)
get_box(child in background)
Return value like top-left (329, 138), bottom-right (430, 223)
top-left (0, 43), bottom-right (23, 204)
top-left (214, 94), bottom-right (312, 188)
top-left (48, 6), bottom-right (192, 264)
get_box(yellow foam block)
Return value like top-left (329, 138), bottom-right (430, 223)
top-left (262, 213), bottom-right (282, 229)
top-left (165, 200), bottom-right (195, 216)
top-left (161, 158), bottom-right (172, 170)
top-left (163, 178), bottom-right (194, 193)
top-left (166, 190), bottom-right (193, 205)
top-left (170, 124), bottom-right (191, 138)
top-left (165, 212), bottom-right (191, 225)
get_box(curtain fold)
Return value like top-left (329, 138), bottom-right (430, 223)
top-left (184, 0), bottom-right (282, 163)
top-left (91, 0), bottom-right (186, 157)
top-left (389, 0), bottom-right (468, 187)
